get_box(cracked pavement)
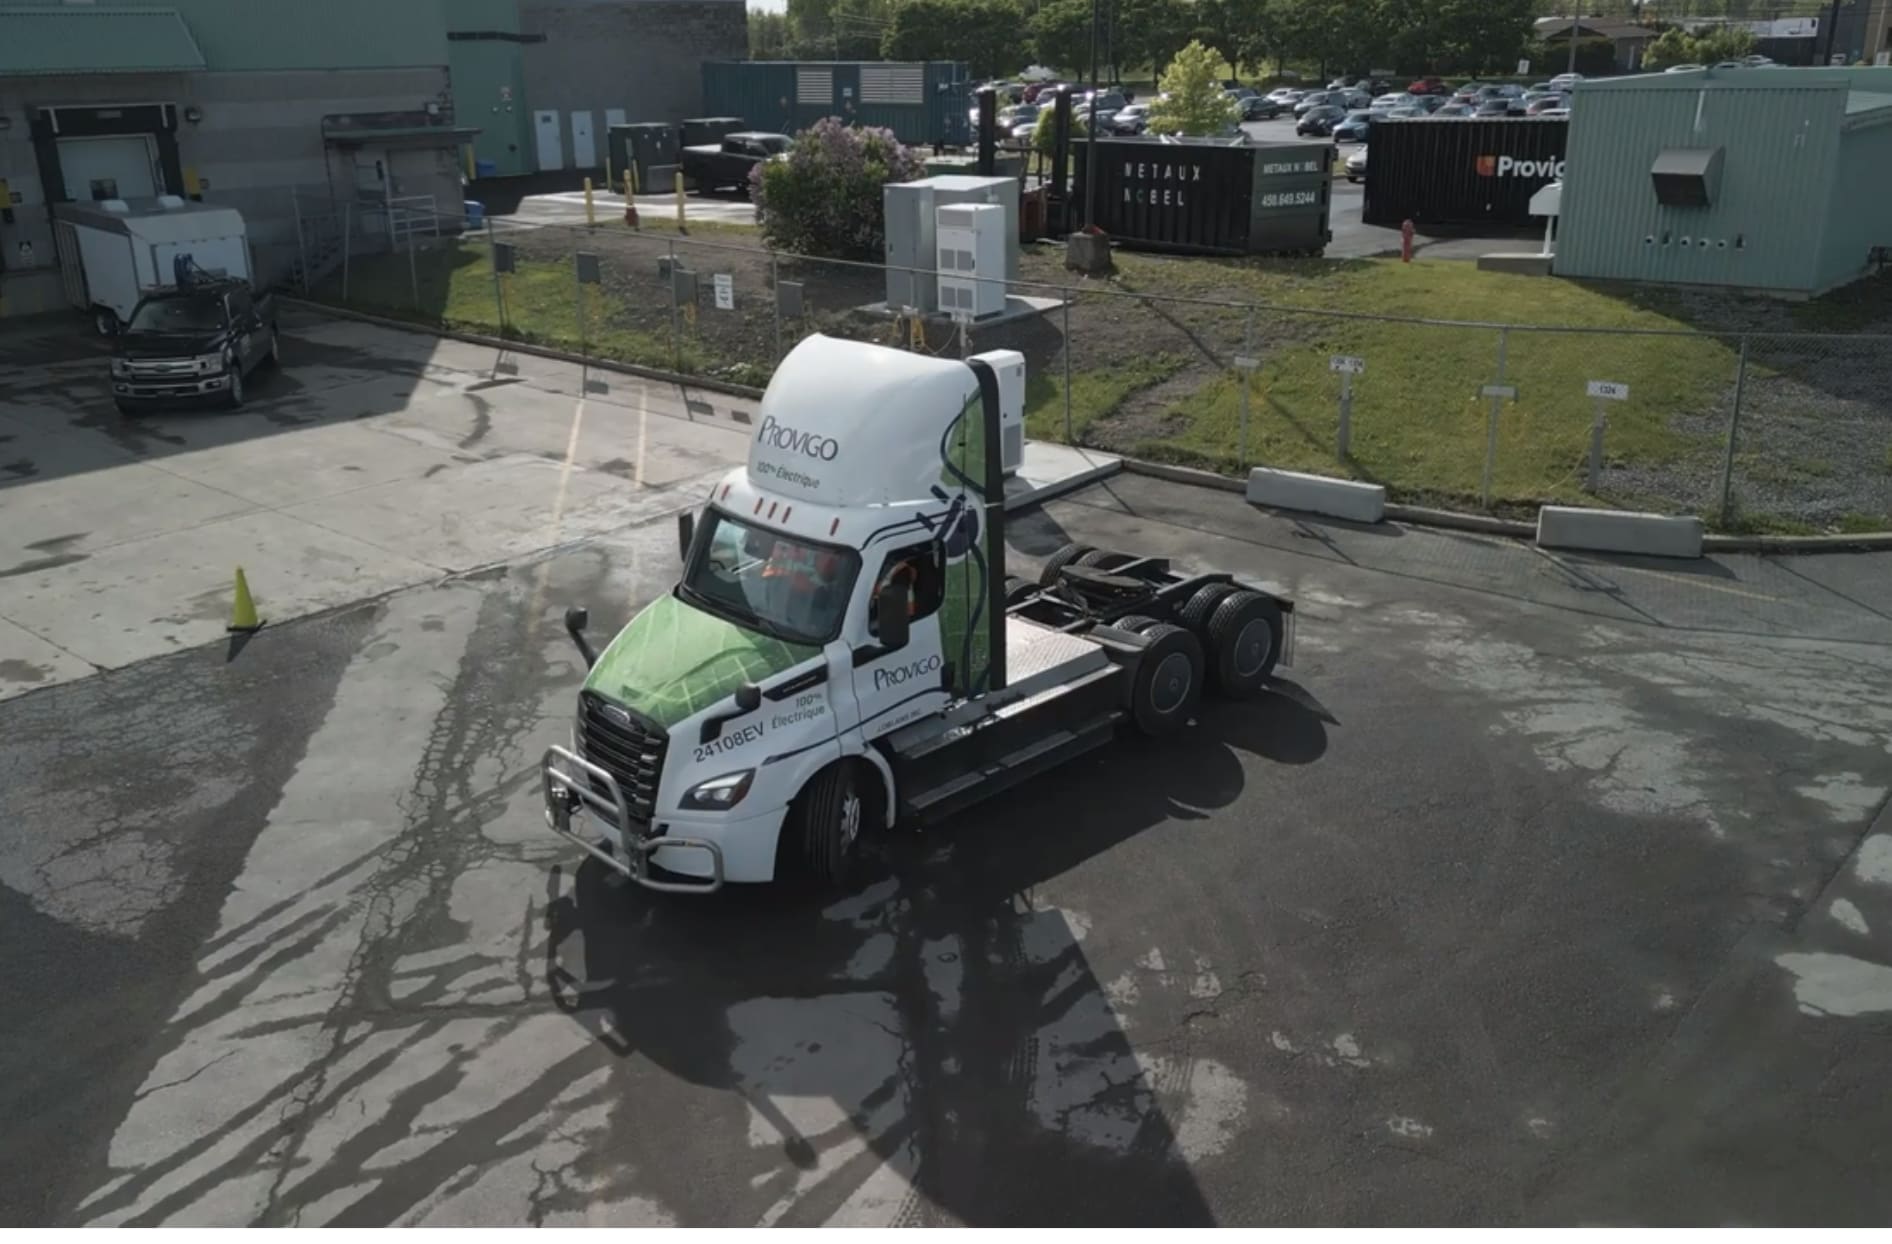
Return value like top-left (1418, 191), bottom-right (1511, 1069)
top-left (5, 327), bottom-right (1892, 1223)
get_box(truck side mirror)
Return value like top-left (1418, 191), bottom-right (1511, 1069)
top-left (677, 511), bottom-right (695, 562)
top-left (876, 581), bottom-right (910, 651)
top-left (564, 606), bottom-right (597, 668)
top-left (734, 682), bottom-right (762, 713)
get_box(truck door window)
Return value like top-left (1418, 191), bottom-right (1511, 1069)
top-left (868, 543), bottom-right (944, 634)
top-left (226, 288), bottom-right (253, 322)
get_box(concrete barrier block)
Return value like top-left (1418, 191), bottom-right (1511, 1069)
top-left (1537, 506), bottom-right (1704, 559)
top-left (1246, 467), bottom-right (1386, 524)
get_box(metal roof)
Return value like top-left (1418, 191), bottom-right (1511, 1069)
top-left (0, 4), bottom-right (206, 76)
top-left (1845, 90), bottom-right (1892, 117)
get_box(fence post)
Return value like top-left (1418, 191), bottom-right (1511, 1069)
top-left (667, 238), bottom-right (681, 373)
top-left (1238, 308), bottom-right (1255, 468)
top-left (341, 203), bottom-right (353, 301)
top-left (1717, 335), bottom-right (1749, 527)
top-left (1585, 395), bottom-right (1606, 493)
top-left (1336, 367), bottom-right (1354, 460)
top-left (406, 216), bottom-right (419, 311)
top-left (1481, 328), bottom-right (1510, 510)
top-left (486, 217), bottom-right (506, 332)
top-left (290, 189), bottom-right (309, 294)
top-left (771, 253), bottom-right (782, 363)
top-left (1062, 293), bottom-right (1074, 443)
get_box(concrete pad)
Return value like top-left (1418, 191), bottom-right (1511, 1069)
top-left (152, 420), bottom-right (469, 509)
top-left (0, 617), bottom-right (93, 699)
top-left (1004, 441), bottom-right (1121, 511)
top-left (2, 459), bottom-right (257, 563)
top-left (280, 454), bottom-right (721, 574)
top-left (1245, 466), bottom-right (1386, 523)
top-left (1538, 506), bottom-right (1704, 560)
top-left (0, 507), bottom-right (440, 669)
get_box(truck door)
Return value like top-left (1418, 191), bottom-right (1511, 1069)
top-left (223, 286), bottom-right (263, 367)
top-left (851, 540), bottom-right (951, 740)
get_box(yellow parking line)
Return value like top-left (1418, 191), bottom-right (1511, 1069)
top-left (1592, 560), bottom-right (1781, 602)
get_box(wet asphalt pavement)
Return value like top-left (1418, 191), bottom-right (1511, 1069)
top-left (5, 451), bottom-right (1892, 1224)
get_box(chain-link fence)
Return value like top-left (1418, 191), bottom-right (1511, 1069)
top-left (290, 194), bottom-right (1892, 533)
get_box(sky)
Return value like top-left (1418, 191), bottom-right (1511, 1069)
top-left (750, 0), bottom-right (787, 12)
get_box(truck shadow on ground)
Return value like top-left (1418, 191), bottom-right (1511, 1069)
top-left (542, 684), bottom-right (1328, 1224)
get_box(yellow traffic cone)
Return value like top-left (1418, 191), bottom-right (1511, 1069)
top-left (228, 566), bottom-right (263, 634)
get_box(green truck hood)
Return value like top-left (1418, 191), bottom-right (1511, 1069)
top-left (582, 593), bottom-right (819, 729)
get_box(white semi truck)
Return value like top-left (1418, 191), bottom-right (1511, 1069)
top-left (541, 334), bottom-right (1295, 892)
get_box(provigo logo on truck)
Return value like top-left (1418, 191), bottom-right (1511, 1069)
top-left (1476, 154), bottom-right (1565, 179)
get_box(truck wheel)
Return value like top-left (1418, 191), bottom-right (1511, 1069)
top-left (1004, 575), bottom-right (1036, 608)
top-left (224, 362), bottom-right (246, 410)
top-left (1207, 591), bottom-right (1284, 698)
top-left (264, 328), bottom-right (281, 369)
top-left (1178, 582), bottom-right (1239, 635)
top-left (783, 762), bottom-right (863, 889)
top-left (1037, 542), bottom-right (1094, 588)
top-left (1129, 623), bottom-right (1204, 736)
top-left (1075, 549), bottom-right (1135, 570)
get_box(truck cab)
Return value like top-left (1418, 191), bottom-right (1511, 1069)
top-left (679, 131), bottom-right (789, 194)
top-left (543, 335), bottom-right (1293, 893)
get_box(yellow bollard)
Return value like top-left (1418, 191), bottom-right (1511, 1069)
top-left (464, 145), bottom-right (476, 182)
top-left (584, 176), bottom-right (595, 227)
top-left (674, 170), bottom-right (686, 232)
top-left (627, 163), bottom-right (638, 197)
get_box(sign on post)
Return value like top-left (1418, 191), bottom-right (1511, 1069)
top-left (492, 241), bottom-right (516, 274)
top-left (1586, 380), bottom-right (1629, 401)
top-left (575, 251), bottom-right (601, 284)
top-left (1480, 383), bottom-right (1518, 400)
top-left (1232, 355), bottom-right (1261, 372)
top-left (1584, 380), bottom-right (1627, 492)
top-left (712, 273), bottom-right (734, 310)
top-left (1329, 355), bottom-right (1365, 375)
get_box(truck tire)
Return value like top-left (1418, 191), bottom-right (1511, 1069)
top-left (1004, 575), bottom-right (1036, 608)
top-left (224, 352), bottom-right (247, 410)
top-left (1112, 614), bottom-right (1161, 634)
top-left (264, 327), bottom-right (281, 369)
top-left (1075, 549), bottom-right (1135, 571)
top-left (783, 761), bottom-right (864, 889)
top-left (1129, 622), bottom-right (1204, 737)
top-left (1178, 582), bottom-right (1239, 635)
top-left (1207, 590), bottom-right (1283, 698)
top-left (1037, 542), bottom-right (1094, 588)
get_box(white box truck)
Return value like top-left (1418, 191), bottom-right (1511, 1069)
top-left (51, 197), bottom-right (252, 335)
top-left (541, 334), bottom-right (1296, 893)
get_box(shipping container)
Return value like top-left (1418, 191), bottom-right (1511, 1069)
top-left (1070, 137), bottom-right (1335, 255)
top-left (1362, 116), bottom-right (1568, 228)
top-left (701, 60), bottom-right (973, 148)
top-left (607, 122), bottom-right (680, 195)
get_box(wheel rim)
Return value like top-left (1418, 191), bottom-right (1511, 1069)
top-left (839, 790), bottom-right (862, 850)
top-left (1233, 618), bottom-right (1273, 677)
top-left (1149, 651), bottom-right (1194, 714)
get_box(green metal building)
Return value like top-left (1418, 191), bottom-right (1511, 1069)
top-left (1554, 67), bottom-right (1892, 297)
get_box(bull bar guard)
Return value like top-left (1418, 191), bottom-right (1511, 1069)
top-left (541, 745), bottom-right (725, 894)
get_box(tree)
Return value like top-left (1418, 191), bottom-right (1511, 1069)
top-left (752, 118), bottom-right (926, 259)
top-left (1029, 0), bottom-right (1093, 74)
top-left (1146, 39), bottom-right (1239, 135)
top-left (1115, 0), bottom-right (1194, 78)
top-left (882, 0), bottom-right (1025, 77)
top-left (748, 9), bottom-right (791, 59)
top-left (1692, 24), bottom-right (1757, 63)
top-left (1032, 102), bottom-right (1086, 154)
top-left (1428, 0), bottom-right (1535, 74)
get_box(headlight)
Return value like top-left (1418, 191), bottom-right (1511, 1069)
top-left (680, 769), bottom-right (754, 811)
top-left (111, 357), bottom-right (130, 376)
top-left (195, 353), bottom-right (225, 373)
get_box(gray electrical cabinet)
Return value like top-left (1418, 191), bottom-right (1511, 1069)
top-left (883, 174), bottom-right (1021, 313)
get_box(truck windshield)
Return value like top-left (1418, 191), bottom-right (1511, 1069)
top-left (126, 296), bottom-right (225, 334)
top-left (678, 510), bottom-right (859, 646)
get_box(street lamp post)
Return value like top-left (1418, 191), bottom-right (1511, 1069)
top-left (1083, 0), bottom-right (1100, 228)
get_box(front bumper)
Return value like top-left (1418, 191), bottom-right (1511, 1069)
top-left (112, 370), bottom-right (232, 403)
top-left (540, 745), bottom-right (726, 894)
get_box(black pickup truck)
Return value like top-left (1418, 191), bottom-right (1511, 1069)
top-left (109, 279), bottom-right (278, 414)
top-left (679, 131), bottom-right (790, 194)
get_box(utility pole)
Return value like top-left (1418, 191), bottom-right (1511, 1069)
top-left (1084, 0), bottom-right (1100, 227)
top-left (1566, 7), bottom-right (1579, 75)
top-left (1821, 0), bottom-right (1844, 64)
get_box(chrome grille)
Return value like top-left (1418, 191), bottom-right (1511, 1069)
top-left (577, 692), bottom-right (666, 832)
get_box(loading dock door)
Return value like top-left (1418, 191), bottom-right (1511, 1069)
top-left (58, 134), bottom-right (160, 201)
top-left (534, 111), bottom-right (563, 171)
top-left (570, 111), bottom-right (596, 168)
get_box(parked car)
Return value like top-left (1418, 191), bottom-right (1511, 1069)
top-left (1664, 63), bottom-right (1705, 73)
top-left (1548, 72), bottom-right (1584, 90)
top-left (1433, 101), bottom-right (1473, 117)
top-left (110, 279), bottom-right (278, 413)
top-left (1112, 102), bottom-right (1152, 133)
top-left (1408, 95), bottom-right (1447, 113)
top-left (1525, 94), bottom-right (1569, 115)
top-left (1331, 109), bottom-right (1375, 141)
top-left (1267, 86), bottom-right (1304, 103)
top-left (1385, 105), bottom-right (1427, 119)
top-left (1535, 107), bottom-right (1570, 119)
top-left (1224, 85), bottom-right (1260, 99)
top-left (1345, 146), bottom-right (1367, 183)
top-left (1296, 104), bottom-right (1346, 136)
top-left (1327, 76), bottom-right (1361, 89)
top-left (1294, 90), bottom-right (1342, 115)
top-left (1371, 92), bottom-right (1408, 110)
top-left (680, 131), bottom-right (789, 193)
top-left (1341, 88), bottom-right (1374, 109)
top-left (1407, 76), bottom-right (1453, 95)
top-left (1473, 98), bottom-right (1517, 117)
top-left (1238, 95), bottom-right (1285, 120)
top-left (1452, 82), bottom-right (1485, 100)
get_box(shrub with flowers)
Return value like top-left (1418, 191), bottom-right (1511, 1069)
top-left (750, 118), bottom-right (926, 260)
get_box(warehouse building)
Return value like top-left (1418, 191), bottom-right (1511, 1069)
top-left (451, 0), bottom-right (746, 179)
top-left (0, 0), bottom-right (481, 317)
top-left (1552, 67), bottom-right (1892, 298)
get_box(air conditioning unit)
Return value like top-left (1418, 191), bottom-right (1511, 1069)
top-left (935, 202), bottom-right (1006, 320)
top-left (970, 348), bottom-right (1026, 476)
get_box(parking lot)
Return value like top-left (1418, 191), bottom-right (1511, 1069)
top-left (3, 310), bottom-right (1892, 1225)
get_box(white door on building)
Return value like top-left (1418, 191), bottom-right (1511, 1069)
top-left (58, 134), bottom-right (160, 201)
top-left (570, 111), bottom-right (597, 168)
top-left (534, 110), bottom-right (563, 171)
